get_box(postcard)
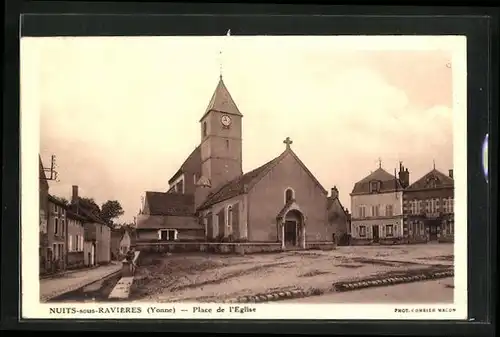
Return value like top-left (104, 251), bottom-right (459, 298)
top-left (21, 34), bottom-right (467, 320)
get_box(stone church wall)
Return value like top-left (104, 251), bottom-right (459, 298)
top-left (247, 153), bottom-right (332, 243)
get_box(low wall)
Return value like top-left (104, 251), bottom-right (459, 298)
top-left (135, 242), bottom-right (283, 254)
top-left (67, 252), bottom-right (85, 269)
top-left (351, 238), bottom-right (407, 246)
top-left (305, 242), bottom-right (336, 250)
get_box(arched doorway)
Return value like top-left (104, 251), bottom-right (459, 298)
top-left (281, 209), bottom-right (305, 249)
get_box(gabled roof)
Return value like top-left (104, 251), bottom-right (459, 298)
top-left (351, 167), bottom-right (403, 195)
top-left (66, 209), bottom-right (88, 223)
top-left (198, 148), bottom-right (327, 210)
top-left (406, 169), bottom-right (454, 191)
top-left (48, 194), bottom-right (68, 208)
top-left (69, 202), bottom-right (109, 227)
top-left (199, 77), bottom-right (243, 122)
top-left (144, 191), bottom-right (195, 216)
top-left (327, 196), bottom-right (350, 217)
top-left (168, 145), bottom-right (201, 185)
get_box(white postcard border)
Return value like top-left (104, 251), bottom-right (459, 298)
top-left (21, 35), bottom-right (468, 320)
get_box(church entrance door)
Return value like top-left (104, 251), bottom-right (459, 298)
top-left (284, 220), bottom-right (298, 247)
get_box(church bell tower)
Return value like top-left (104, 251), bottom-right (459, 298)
top-left (199, 76), bottom-right (243, 191)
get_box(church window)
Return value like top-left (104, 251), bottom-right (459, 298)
top-left (284, 188), bottom-right (295, 204)
top-left (227, 206), bottom-right (233, 233)
top-left (203, 122), bottom-right (207, 137)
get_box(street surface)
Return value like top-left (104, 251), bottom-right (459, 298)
top-left (132, 244), bottom-right (453, 303)
top-left (40, 262), bottom-right (121, 302)
top-left (284, 277), bottom-right (454, 303)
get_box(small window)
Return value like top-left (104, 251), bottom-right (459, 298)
top-left (386, 225), bottom-right (394, 237)
top-left (62, 208), bottom-right (66, 216)
top-left (284, 188), bottom-right (294, 203)
top-left (370, 181), bottom-right (380, 193)
top-left (54, 218), bottom-right (59, 235)
top-left (54, 204), bottom-right (58, 212)
top-left (203, 122), bottom-right (207, 137)
top-left (359, 225), bottom-right (366, 237)
top-left (159, 229), bottom-right (177, 241)
top-left (358, 205), bottom-right (366, 218)
top-left (385, 205), bottom-right (393, 216)
top-left (226, 140), bottom-right (229, 149)
top-left (371, 205), bottom-right (380, 217)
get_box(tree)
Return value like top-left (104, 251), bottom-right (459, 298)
top-left (78, 197), bottom-right (101, 217)
top-left (100, 200), bottom-right (124, 225)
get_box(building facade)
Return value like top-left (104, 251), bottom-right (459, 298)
top-left (39, 156), bottom-right (50, 274)
top-left (350, 165), bottom-right (408, 245)
top-left (47, 195), bottom-right (68, 272)
top-left (327, 186), bottom-right (351, 245)
top-left (66, 211), bottom-right (86, 269)
top-left (137, 76), bottom-right (337, 252)
top-left (403, 168), bottom-right (454, 243)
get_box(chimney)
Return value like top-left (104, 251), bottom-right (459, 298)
top-left (449, 169), bottom-right (454, 179)
top-left (398, 164), bottom-right (410, 189)
top-left (331, 186), bottom-right (339, 199)
top-left (72, 185), bottom-right (79, 204)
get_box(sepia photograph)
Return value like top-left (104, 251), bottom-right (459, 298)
top-left (21, 34), bottom-right (467, 320)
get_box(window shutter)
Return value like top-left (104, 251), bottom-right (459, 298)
top-left (68, 235), bottom-right (72, 251)
top-left (157, 230), bottom-right (161, 240)
top-left (174, 230), bottom-right (178, 240)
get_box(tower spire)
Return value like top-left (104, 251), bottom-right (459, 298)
top-left (219, 29), bottom-right (231, 80)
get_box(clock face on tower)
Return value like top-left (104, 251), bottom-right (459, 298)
top-left (221, 115), bottom-right (232, 127)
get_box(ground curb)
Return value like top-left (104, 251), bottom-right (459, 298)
top-left (234, 289), bottom-right (309, 303)
top-left (332, 269), bottom-right (454, 292)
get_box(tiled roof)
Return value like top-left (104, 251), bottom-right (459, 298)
top-left (66, 209), bottom-right (88, 222)
top-left (68, 202), bottom-right (109, 227)
top-left (197, 154), bottom-right (283, 210)
top-left (406, 169), bottom-right (454, 190)
top-left (48, 194), bottom-right (69, 208)
top-left (168, 145), bottom-right (201, 185)
top-left (351, 168), bottom-right (403, 194)
top-left (136, 215), bottom-right (201, 230)
top-left (198, 148), bottom-right (327, 210)
top-left (144, 191), bottom-right (195, 216)
top-left (199, 77), bottom-right (243, 122)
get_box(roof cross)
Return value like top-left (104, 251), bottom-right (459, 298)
top-left (283, 137), bottom-right (293, 149)
top-left (377, 157), bottom-right (382, 168)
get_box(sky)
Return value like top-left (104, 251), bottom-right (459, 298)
top-left (22, 36), bottom-right (456, 223)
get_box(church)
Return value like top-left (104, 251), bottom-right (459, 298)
top-left (136, 76), bottom-right (345, 252)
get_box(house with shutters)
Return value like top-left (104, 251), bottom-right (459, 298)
top-left (350, 162), bottom-right (409, 245)
top-left (402, 166), bottom-right (454, 243)
top-left (137, 76), bottom-right (337, 252)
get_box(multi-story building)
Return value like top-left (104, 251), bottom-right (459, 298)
top-left (47, 195), bottom-right (68, 272)
top-left (350, 164), bottom-right (409, 245)
top-left (39, 156), bottom-right (50, 274)
top-left (69, 185), bottom-right (112, 266)
top-left (66, 210), bottom-right (86, 269)
top-left (403, 167), bottom-right (454, 243)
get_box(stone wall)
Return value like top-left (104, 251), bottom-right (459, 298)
top-left (136, 242), bottom-right (283, 254)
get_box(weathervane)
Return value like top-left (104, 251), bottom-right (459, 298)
top-left (219, 29), bottom-right (231, 79)
top-left (42, 155), bottom-right (59, 182)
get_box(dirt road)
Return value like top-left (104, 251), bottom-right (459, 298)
top-left (131, 244), bottom-right (453, 303)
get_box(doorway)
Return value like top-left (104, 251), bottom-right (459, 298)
top-left (284, 221), bottom-right (298, 246)
top-left (428, 224), bottom-right (438, 241)
top-left (372, 225), bottom-right (380, 243)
